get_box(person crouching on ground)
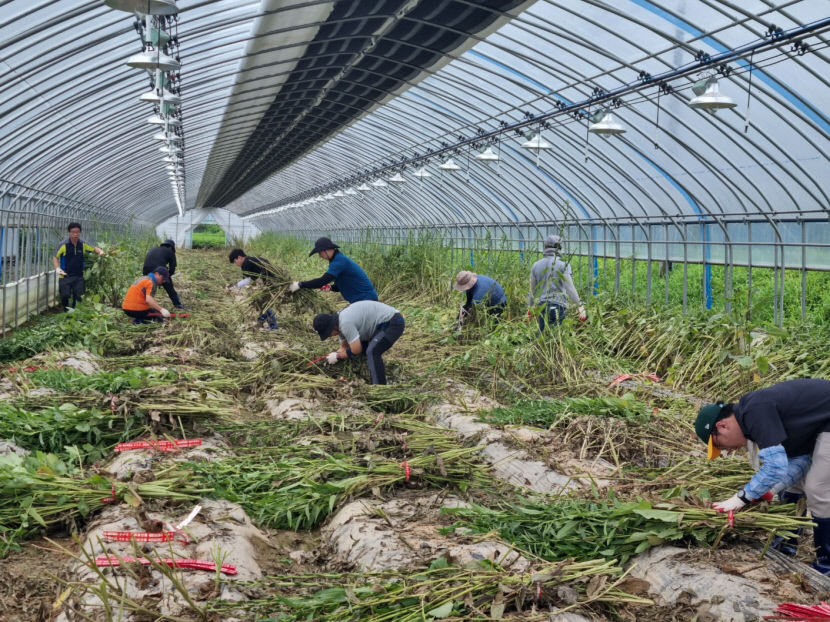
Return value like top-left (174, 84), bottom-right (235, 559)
top-left (121, 267), bottom-right (170, 324)
top-left (228, 248), bottom-right (278, 330)
top-left (453, 270), bottom-right (506, 328)
top-left (312, 300), bottom-right (405, 385)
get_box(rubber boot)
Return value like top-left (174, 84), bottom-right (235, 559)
top-left (265, 309), bottom-right (278, 330)
top-left (772, 491), bottom-right (805, 556)
top-left (257, 313), bottom-right (267, 324)
top-left (811, 516), bottom-right (830, 575)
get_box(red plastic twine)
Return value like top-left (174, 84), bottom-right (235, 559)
top-left (94, 555), bottom-right (237, 575)
top-left (727, 509), bottom-right (735, 529)
top-left (114, 439), bottom-right (202, 453)
top-left (100, 482), bottom-right (117, 503)
top-left (609, 372), bottom-right (662, 387)
top-left (401, 461), bottom-right (411, 482)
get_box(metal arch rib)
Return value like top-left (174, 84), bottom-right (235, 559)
top-left (197, 0), bottom-right (538, 209)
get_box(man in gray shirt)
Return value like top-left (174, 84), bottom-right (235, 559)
top-left (529, 235), bottom-right (586, 331)
top-left (312, 300), bottom-right (405, 385)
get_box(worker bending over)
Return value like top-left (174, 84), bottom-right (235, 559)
top-left (290, 237), bottom-right (377, 303)
top-left (122, 267), bottom-right (170, 324)
top-left (228, 248), bottom-right (277, 330)
top-left (453, 270), bottom-right (506, 328)
top-left (695, 378), bottom-right (830, 573)
top-left (312, 300), bottom-right (405, 385)
top-left (528, 235), bottom-right (586, 330)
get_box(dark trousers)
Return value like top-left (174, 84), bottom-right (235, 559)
top-left (142, 265), bottom-right (181, 306)
top-left (365, 314), bottom-right (405, 385)
top-left (160, 278), bottom-right (182, 307)
top-left (123, 308), bottom-right (161, 324)
top-left (538, 302), bottom-right (567, 332)
top-left (59, 275), bottom-right (85, 310)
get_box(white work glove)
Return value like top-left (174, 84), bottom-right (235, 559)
top-left (577, 305), bottom-right (587, 322)
top-left (712, 494), bottom-right (746, 512)
top-left (57, 268), bottom-right (67, 276)
top-left (236, 277), bottom-right (252, 289)
top-left (325, 352), bottom-right (340, 365)
top-left (289, 281), bottom-right (301, 293)
top-left (160, 308), bottom-right (171, 318)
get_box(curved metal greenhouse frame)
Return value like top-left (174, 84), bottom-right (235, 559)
top-left (0, 0), bottom-right (828, 326)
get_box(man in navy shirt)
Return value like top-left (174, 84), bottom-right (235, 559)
top-left (453, 270), bottom-right (506, 328)
top-left (289, 237), bottom-right (377, 303)
top-left (695, 378), bottom-right (830, 573)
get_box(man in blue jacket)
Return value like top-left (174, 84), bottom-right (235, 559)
top-left (695, 378), bottom-right (830, 573)
top-left (453, 270), bottom-right (506, 328)
top-left (289, 237), bottom-right (377, 303)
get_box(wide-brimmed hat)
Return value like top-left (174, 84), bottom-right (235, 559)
top-left (312, 313), bottom-right (338, 340)
top-left (153, 266), bottom-right (170, 281)
top-left (309, 237), bottom-right (339, 257)
top-left (453, 271), bottom-right (478, 291)
top-left (695, 402), bottom-right (728, 459)
top-left (544, 234), bottom-right (561, 248)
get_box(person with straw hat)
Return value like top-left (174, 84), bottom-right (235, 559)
top-left (694, 378), bottom-right (830, 572)
top-left (528, 234), bottom-right (586, 330)
top-left (289, 237), bottom-right (377, 303)
top-left (453, 270), bottom-right (506, 328)
top-left (312, 300), bottom-right (405, 385)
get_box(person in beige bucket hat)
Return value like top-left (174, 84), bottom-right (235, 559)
top-left (453, 270), bottom-right (506, 329)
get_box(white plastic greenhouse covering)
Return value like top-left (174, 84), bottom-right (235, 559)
top-left (0, 0), bottom-right (828, 327)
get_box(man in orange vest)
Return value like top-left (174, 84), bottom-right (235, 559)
top-left (121, 266), bottom-right (171, 324)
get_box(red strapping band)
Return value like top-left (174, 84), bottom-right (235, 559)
top-left (94, 555), bottom-right (237, 575)
top-left (102, 531), bottom-right (176, 543)
top-left (765, 601), bottom-right (830, 620)
top-left (401, 461), bottom-right (411, 483)
top-left (114, 439), bottom-right (202, 453)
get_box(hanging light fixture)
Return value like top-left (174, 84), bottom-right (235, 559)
top-left (521, 132), bottom-right (551, 167)
top-left (388, 172), bottom-right (405, 184)
top-left (344, 188), bottom-right (358, 195)
top-left (439, 158), bottom-right (460, 171)
top-left (371, 178), bottom-right (388, 188)
top-left (688, 78), bottom-right (737, 113)
top-left (105, 0), bottom-right (178, 14)
top-left (140, 89), bottom-right (181, 104)
top-left (126, 51), bottom-right (180, 72)
top-left (475, 146), bottom-right (500, 162)
top-left (333, 190), bottom-right (346, 197)
top-left (413, 167), bottom-right (432, 179)
top-left (521, 133), bottom-right (551, 150)
top-left (356, 183), bottom-right (371, 192)
top-left (588, 112), bottom-right (626, 136)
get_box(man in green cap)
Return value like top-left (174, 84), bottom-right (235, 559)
top-left (694, 378), bottom-right (830, 573)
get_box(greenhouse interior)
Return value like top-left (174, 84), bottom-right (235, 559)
top-left (1, 0), bottom-right (829, 620)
